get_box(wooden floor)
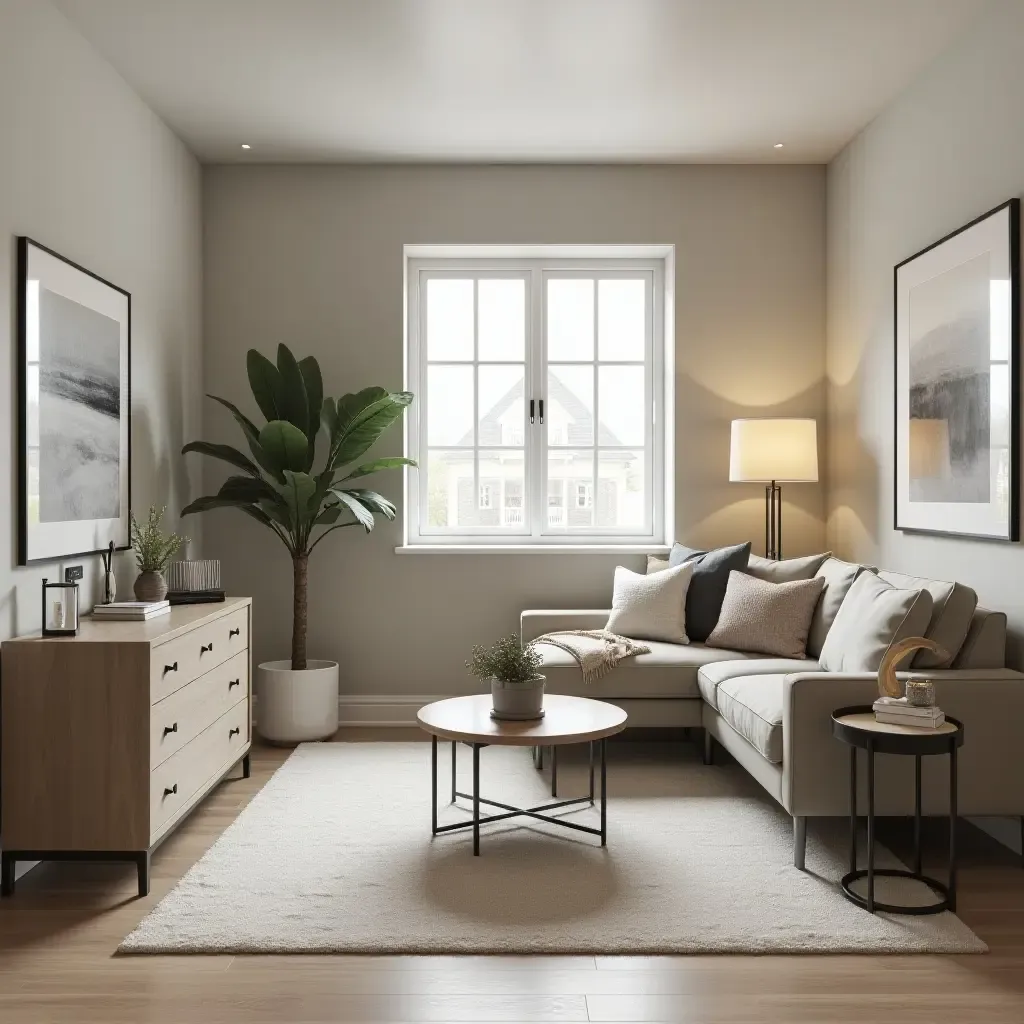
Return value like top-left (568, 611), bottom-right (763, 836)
top-left (2, 732), bottom-right (1024, 1023)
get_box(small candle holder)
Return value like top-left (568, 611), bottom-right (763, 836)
top-left (41, 578), bottom-right (80, 637)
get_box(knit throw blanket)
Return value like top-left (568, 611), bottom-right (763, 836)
top-left (532, 630), bottom-right (651, 685)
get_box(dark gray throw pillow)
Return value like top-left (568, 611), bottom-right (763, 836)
top-left (668, 541), bottom-right (752, 641)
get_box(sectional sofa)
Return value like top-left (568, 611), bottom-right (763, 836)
top-left (521, 555), bottom-right (1024, 868)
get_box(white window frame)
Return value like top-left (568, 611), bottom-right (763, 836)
top-left (402, 245), bottom-right (674, 552)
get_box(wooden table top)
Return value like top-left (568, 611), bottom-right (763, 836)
top-left (834, 711), bottom-right (959, 738)
top-left (417, 694), bottom-right (628, 746)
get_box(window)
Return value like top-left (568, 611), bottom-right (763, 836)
top-left (406, 249), bottom-right (670, 547)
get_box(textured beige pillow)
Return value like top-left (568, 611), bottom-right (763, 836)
top-left (606, 562), bottom-right (694, 644)
top-left (746, 552), bottom-right (831, 583)
top-left (818, 571), bottom-right (934, 673)
top-left (647, 554), bottom-right (670, 574)
top-left (706, 571), bottom-right (825, 658)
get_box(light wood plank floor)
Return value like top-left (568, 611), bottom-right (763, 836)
top-left (2, 731), bottom-right (1024, 1023)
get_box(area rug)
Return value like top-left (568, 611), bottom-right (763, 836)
top-left (120, 741), bottom-right (985, 954)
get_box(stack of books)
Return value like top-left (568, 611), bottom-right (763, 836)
top-left (93, 600), bottom-right (171, 622)
top-left (873, 696), bottom-right (945, 729)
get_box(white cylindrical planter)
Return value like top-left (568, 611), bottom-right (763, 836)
top-left (256, 660), bottom-right (339, 743)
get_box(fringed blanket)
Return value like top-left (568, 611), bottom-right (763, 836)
top-left (532, 630), bottom-right (651, 685)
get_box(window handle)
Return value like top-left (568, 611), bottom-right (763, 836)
top-left (539, 399), bottom-right (544, 424)
top-left (529, 399), bottom-right (535, 424)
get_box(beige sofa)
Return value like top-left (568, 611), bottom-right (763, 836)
top-left (521, 560), bottom-right (1024, 868)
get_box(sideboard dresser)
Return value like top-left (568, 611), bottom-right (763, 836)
top-left (1, 597), bottom-right (252, 898)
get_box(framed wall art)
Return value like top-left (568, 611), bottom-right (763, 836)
top-left (17, 238), bottom-right (131, 565)
top-left (894, 198), bottom-right (1020, 541)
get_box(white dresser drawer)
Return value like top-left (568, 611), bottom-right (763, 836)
top-left (150, 651), bottom-right (249, 768)
top-left (149, 700), bottom-right (249, 840)
top-left (150, 606), bottom-right (249, 703)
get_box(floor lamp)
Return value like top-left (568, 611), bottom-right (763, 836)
top-left (729, 419), bottom-right (819, 560)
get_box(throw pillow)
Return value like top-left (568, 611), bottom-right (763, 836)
top-left (667, 541), bottom-right (752, 641)
top-left (606, 562), bottom-right (694, 644)
top-left (806, 556), bottom-right (869, 657)
top-left (745, 551), bottom-right (831, 583)
top-left (818, 571), bottom-right (934, 673)
top-left (706, 571), bottom-right (825, 659)
top-left (646, 554), bottom-right (670, 574)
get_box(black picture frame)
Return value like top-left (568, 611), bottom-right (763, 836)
top-left (17, 237), bottom-right (132, 565)
top-left (893, 198), bottom-right (1021, 542)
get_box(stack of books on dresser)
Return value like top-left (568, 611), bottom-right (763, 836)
top-left (92, 601), bottom-right (171, 622)
top-left (873, 696), bottom-right (945, 729)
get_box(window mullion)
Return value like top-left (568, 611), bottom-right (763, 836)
top-left (530, 266), bottom-right (544, 540)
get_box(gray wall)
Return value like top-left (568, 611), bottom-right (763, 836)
top-left (203, 164), bottom-right (826, 695)
top-left (0, 0), bottom-right (203, 640)
top-left (826, 0), bottom-right (1024, 669)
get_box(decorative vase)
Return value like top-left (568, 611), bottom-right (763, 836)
top-left (134, 570), bottom-right (168, 602)
top-left (491, 674), bottom-right (546, 721)
top-left (256, 659), bottom-right (340, 743)
top-left (103, 568), bottom-right (116, 605)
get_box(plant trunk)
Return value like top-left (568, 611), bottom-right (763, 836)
top-left (291, 552), bottom-right (308, 671)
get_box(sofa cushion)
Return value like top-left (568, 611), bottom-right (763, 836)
top-left (806, 556), bottom-right (870, 658)
top-left (606, 562), bottom-right (694, 644)
top-left (745, 551), bottom-right (831, 583)
top-left (819, 572), bottom-right (933, 673)
top-left (715, 674), bottom-right (786, 763)
top-left (877, 570), bottom-right (977, 669)
top-left (697, 657), bottom-right (819, 710)
top-left (535, 641), bottom-right (756, 700)
top-left (706, 571), bottom-right (825, 658)
top-left (668, 541), bottom-right (752, 642)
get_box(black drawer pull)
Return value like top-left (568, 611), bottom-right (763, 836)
top-left (229, 727), bottom-right (240, 738)
top-left (229, 628), bottom-right (240, 638)
top-left (162, 723), bottom-right (178, 737)
top-left (228, 678), bottom-right (240, 689)
top-left (163, 784), bottom-right (177, 797)
top-left (200, 643), bottom-right (213, 654)
top-left (163, 661), bottom-right (178, 675)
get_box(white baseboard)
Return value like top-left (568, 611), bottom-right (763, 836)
top-left (336, 694), bottom-right (450, 727)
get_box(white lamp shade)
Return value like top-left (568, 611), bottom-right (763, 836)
top-left (729, 418), bottom-right (818, 483)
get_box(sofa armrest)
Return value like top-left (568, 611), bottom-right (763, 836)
top-left (521, 610), bottom-right (610, 644)
top-left (782, 669), bottom-right (1024, 818)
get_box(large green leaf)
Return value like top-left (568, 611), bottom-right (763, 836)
top-left (315, 504), bottom-right (342, 525)
top-left (328, 489), bottom-right (375, 532)
top-left (342, 487), bottom-right (397, 520)
top-left (338, 456), bottom-right (416, 483)
top-left (181, 494), bottom-right (257, 517)
top-left (299, 356), bottom-right (324, 440)
top-left (259, 419), bottom-right (311, 474)
top-left (280, 470), bottom-right (318, 529)
top-left (246, 349), bottom-right (286, 422)
top-left (207, 394), bottom-right (284, 482)
top-left (181, 440), bottom-right (260, 477)
top-left (218, 474), bottom-right (281, 504)
top-left (328, 390), bottom-right (414, 470)
top-left (276, 344), bottom-right (310, 438)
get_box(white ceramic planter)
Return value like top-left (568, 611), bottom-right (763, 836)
top-left (491, 674), bottom-right (546, 721)
top-left (256, 659), bottom-right (339, 743)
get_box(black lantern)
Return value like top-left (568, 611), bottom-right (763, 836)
top-left (41, 578), bottom-right (80, 637)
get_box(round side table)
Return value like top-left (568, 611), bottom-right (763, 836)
top-left (831, 705), bottom-right (964, 915)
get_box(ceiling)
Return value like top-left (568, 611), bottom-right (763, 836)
top-left (55, 0), bottom-right (986, 164)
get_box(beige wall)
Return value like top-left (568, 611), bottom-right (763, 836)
top-left (0, 0), bottom-right (203, 641)
top-left (826, 0), bottom-right (1024, 669)
top-left (203, 164), bottom-right (825, 694)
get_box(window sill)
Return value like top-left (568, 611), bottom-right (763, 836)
top-left (395, 544), bottom-right (670, 555)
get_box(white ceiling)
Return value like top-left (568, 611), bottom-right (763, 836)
top-left (55, 0), bottom-right (986, 164)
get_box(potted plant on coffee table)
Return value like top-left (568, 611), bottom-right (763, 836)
top-left (467, 634), bottom-right (546, 720)
top-left (181, 343), bottom-right (414, 742)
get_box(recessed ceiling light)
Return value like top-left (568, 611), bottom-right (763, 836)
top-left (241, 144), bottom-right (251, 150)
top-left (773, 143), bottom-right (784, 149)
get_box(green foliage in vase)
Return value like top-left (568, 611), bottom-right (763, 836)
top-left (467, 634), bottom-right (543, 684)
top-left (130, 506), bottom-right (187, 573)
top-left (180, 344), bottom-right (415, 670)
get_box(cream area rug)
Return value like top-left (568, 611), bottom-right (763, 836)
top-left (120, 741), bottom-right (985, 954)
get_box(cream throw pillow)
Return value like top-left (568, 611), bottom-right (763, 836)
top-left (706, 571), bottom-right (825, 658)
top-left (606, 562), bottom-right (694, 644)
top-left (647, 554), bottom-right (670, 574)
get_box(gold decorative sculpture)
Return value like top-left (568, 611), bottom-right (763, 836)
top-left (876, 637), bottom-right (948, 698)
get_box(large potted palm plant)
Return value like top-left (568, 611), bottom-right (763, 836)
top-left (181, 344), bottom-right (413, 742)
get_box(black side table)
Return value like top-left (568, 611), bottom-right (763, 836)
top-left (832, 705), bottom-right (964, 915)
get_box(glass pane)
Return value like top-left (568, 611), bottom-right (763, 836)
top-left (546, 449), bottom-right (593, 529)
top-left (598, 365), bottom-right (645, 446)
top-left (478, 450), bottom-right (527, 529)
top-left (427, 365), bottom-right (473, 445)
top-left (598, 279), bottom-right (646, 361)
top-left (547, 364), bottom-right (593, 446)
top-left (426, 279), bottom-right (473, 360)
top-left (479, 365), bottom-right (525, 447)
top-left (426, 449), bottom-right (473, 528)
top-left (547, 279), bottom-right (594, 361)
top-left (597, 450), bottom-right (645, 530)
top-left (479, 279), bottom-right (525, 361)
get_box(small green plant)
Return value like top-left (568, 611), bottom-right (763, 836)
top-left (130, 506), bottom-right (186, 573)
top-left (467, 634), bottom-right (543, 684)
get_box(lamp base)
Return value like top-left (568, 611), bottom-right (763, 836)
top-left (765, 481), bottom-right (782, 560)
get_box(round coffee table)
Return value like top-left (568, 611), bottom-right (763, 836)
top-left (417, 694), bottom-right (628, 855)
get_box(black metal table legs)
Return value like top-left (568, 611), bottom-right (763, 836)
top-left (432, 737), bottom-right (608, 855)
